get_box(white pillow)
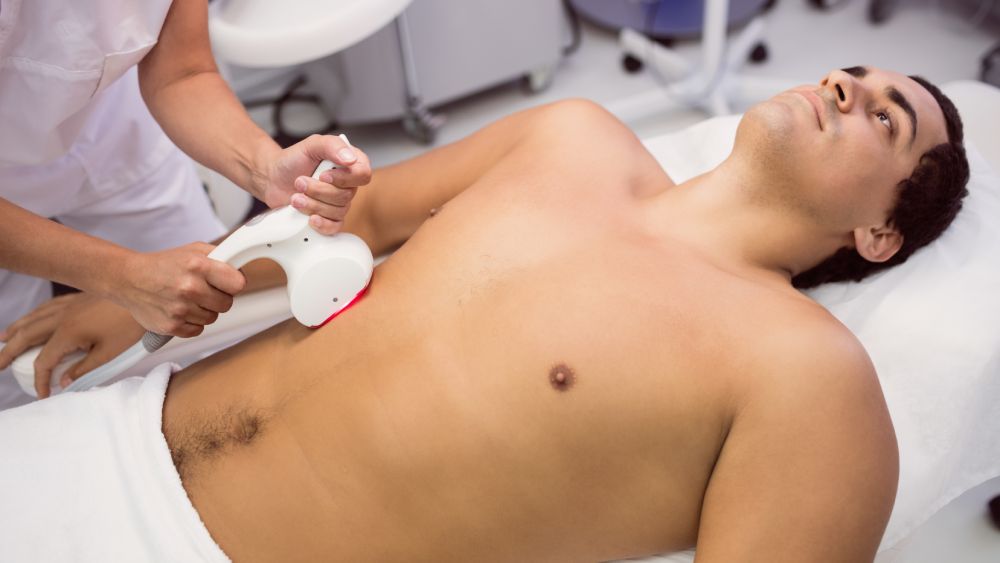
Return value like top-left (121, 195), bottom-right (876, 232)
top-left (638, 115), bottom-right (1000, 554)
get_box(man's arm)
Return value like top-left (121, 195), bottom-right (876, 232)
top-left (339, 105), bottom-right (551, 255)
top-left (694, 325), bottom-right (898, 562)
top-left (341, 98), bottom-right (652, 256)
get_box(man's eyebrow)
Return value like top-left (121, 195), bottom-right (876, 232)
top-left (886, 86), bottom-right (918, 146)
top-left (841, 66), bottom-right (868, 78)
top-left (841, 66), bottom-right (918, 146)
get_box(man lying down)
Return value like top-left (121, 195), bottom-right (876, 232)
top-left (0, 66), bottom-right (970, 562)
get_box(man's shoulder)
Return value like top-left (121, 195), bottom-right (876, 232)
top-left (736, 297), bottom-right (895, 466)
top-left (753, 299), bottom-right (881, 403)
top-left (698, 301), bottom-right (898, 562)
top-left (733, 290), bottom-right (873, 378)
top-left (782, 302), bottom-right (871, 369)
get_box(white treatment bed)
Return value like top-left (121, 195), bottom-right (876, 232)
top-left (8, 80), bottom-right (1000, 561)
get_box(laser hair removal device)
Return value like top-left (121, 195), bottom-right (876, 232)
top-left (18, 138), bottom-right (374, 395)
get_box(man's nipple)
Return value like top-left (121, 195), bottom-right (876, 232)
top-left (549, 363), bottom-right (576, 391)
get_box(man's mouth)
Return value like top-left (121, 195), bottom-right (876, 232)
top-left (794, 89), bottom-right (827, 130)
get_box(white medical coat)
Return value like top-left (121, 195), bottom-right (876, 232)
top-left (0, 0), bottom-right (176, 215)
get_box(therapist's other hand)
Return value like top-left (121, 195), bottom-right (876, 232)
top-left (261, 134), bottom-right (372, 235)
top-left (0, 293), bottom-right (83, 375)
top-left (0, 293), bottom-right (143, 399)
top-left (119, 242), bottom-right (246, 337)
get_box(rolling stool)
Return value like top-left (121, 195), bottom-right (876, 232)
top-left (588, 0), bottom-right (799, 118)
top-left (567, 0), bottom-right (773, 73)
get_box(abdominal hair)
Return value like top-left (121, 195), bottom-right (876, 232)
top-left (167, 404), bottom-right (270, 483)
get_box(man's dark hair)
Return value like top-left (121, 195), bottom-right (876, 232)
top-left (792, 75), bottom-right (971, 289)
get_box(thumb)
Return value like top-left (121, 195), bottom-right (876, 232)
top-left (304, 134), bottom-right (356, 167)
top-left (206, 261), bottom-right (247, 296)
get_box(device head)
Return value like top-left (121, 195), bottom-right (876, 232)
top-left (283, 232), bottom-right (374, 327)
top-left (208, 202), bottom-right (375, 327)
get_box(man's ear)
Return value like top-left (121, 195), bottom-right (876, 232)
top-left (852, 222), bottom-right (903, 263)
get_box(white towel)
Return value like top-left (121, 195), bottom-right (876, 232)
top-left (0, 363), bottom-right (229, 562)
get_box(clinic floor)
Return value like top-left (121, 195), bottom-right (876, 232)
top-left (242, 0), bottom-right (1000, 560)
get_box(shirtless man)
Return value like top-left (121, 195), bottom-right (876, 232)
top-left (0, 66), bottom-right (969, 562)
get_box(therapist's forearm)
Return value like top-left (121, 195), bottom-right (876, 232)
top-left (140, 70), bottom-right (280, 201)
top-left (0, 197), bottom-right (132, 297)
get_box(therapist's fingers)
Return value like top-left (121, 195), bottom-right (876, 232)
top-left (194, 271), bottom-right (239, 316)
top-left (203, 260), bottom-right (246, 299)
top-left (175, 322), bottom-right (206, 339)
top-left (290, 193), bottom-right (354, 235)
top-left (308, 214), bottom-right (347, 236)
top-left (178, 242), bottom-right (245, 299)
top-left (290, 189), bottom-right (355, 232)
top-left (33, 337), bottom-right (88, 399)
top-left (0, 342), bottom-right (15, 371)
top-left (175, 306), bottom-right (219, 334)
top-left (0, 314), bottom-right (60, 371)
top-left (34, 372), bottom-right (52, 400)
top-left (2, 297), bottom-right (65, 341)
top-left (294, 176), bottom-right (358, 207)
top-left (44, 298), bottom-right (145, 391)
top-left (125, 244), bottom-right (244, 335)
top-left (301, 133), bottom-right (360, 167)
top-left (318, 158), bottom-right (372, 189)
top-left (319, 148), bottom-right (372, 188)
top-left (296, 134), bottom-right (372, 189)
top-left (60, 342), bottom-right (126, 390)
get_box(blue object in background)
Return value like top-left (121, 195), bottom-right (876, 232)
top-left (568, 0), bottom-right (772, 40)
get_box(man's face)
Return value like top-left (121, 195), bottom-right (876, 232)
top-left (736, 66), bottom-right (948, 232)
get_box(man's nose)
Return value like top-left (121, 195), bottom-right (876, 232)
top-left (820, 69), bottom-right (862, 114)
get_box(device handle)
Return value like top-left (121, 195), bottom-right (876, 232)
top-left (142, 134), bottom-right (352, 351)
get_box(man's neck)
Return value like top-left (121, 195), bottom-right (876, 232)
top-left (641, 159), bottom-right (848, 289)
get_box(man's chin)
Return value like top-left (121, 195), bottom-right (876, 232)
top-left (739, 99), bottom-right (800, 146)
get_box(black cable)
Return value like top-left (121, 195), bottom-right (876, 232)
top-left (982, 40), bottom-right (1000, 86)
top-left (241, 74), bottom-right (339, 148)
top-left (989, 494), bottom-right (1000, 530)
top-left (561, 0), bottom-right (583, 56)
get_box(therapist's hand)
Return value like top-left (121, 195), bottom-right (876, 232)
top-left (260, 134), bottom-right (373, 235)
top-left (0, 293), bottom-right (143, 399)
top-left (117, 242), bottom-right (246, 338)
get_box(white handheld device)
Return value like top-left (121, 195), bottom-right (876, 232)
top-left (13, 135), bottom-right (374, 396)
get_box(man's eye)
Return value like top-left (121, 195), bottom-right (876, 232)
top-left (876, 111), bottom-right (893, 131)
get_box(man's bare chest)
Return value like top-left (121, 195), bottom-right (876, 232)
top-left (169, 186), bottom-right (783, 560)
top-left (360, 189), bottom-right (759, 439)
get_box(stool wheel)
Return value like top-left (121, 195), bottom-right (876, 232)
top-left (622, 54), bottom-right (644, 74)
top-left (869, 0), bottom-right (894, 24)
top-left (809, 0), bottom-right (849, 9)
